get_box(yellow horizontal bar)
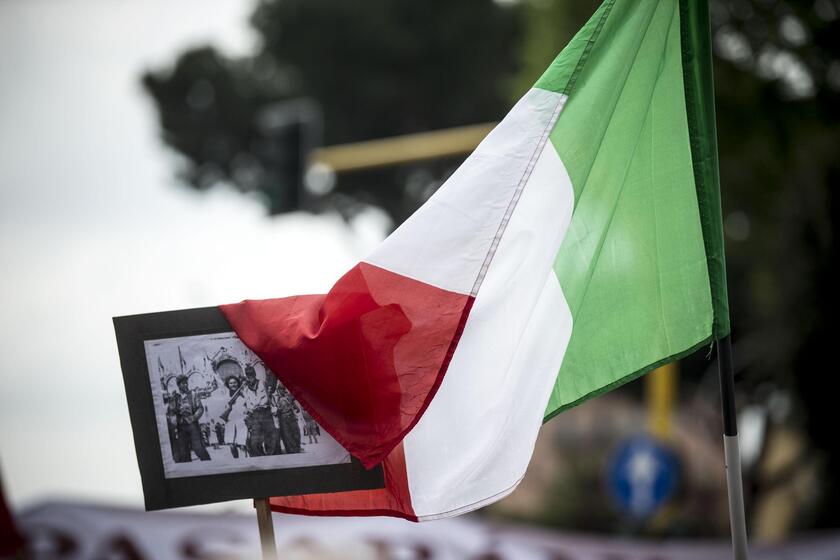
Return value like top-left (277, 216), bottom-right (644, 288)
top-left (309, 122), bottom-right (497, 172)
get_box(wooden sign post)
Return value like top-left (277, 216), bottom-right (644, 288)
top-left (254, 498), bottom-right (278, 559)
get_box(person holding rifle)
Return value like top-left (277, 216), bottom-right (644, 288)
top-left (220, 375), bottom-right (248, 459)
top-left (241, 365), bottom-right (276, 456)
top-left (273, 385), bottom-right (302, 453)
top-left (162, 375), bottom-right (185, 462)
top-left (172, 375), bottom-right (210, 462)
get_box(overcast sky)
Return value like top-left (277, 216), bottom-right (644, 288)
top-left (0, 0), bottom-right (385, 510)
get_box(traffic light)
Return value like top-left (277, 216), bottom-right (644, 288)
top-left (255, 99), bottom-right (322, 215)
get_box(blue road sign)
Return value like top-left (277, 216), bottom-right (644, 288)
top-left (607, 436), bottom-right (680, 518)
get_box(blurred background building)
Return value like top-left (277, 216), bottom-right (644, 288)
top-left (1, 0), bottom-right (838, 557)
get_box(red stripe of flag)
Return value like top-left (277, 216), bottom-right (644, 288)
top-left (221, 261), bottom-right (473, 467)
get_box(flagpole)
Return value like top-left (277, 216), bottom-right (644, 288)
top-left (717, 335), bottom-right (749, 560)
top-left (254, 498), bottom-right (278, 559)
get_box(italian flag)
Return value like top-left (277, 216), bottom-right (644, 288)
top-left (221, 0), bottom-right (729, 521)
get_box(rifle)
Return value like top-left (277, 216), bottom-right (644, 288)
top-left (219, 384), bottom-right (245, 422)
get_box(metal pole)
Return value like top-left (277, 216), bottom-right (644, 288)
top-left (254, 498), bottom-right (278, 559)
top-left (717, 335), bottom-right (749, 560)
top-left (646, 362), bottom-right (677, 441)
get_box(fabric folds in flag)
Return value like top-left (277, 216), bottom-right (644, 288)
top-left (220, 0), bottom-right (729, 521)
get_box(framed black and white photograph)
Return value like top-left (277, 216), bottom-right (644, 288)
top-left (113, 307), bottom-right (384, 511)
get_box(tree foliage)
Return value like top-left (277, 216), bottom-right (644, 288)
top-left (143, 0), bottom-right (521, 222)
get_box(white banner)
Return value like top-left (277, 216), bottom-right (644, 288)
top-left (16, 501), bottom-right (840, 560)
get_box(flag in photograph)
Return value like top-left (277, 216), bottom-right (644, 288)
top-left (178, 346), bottom-right (187, 374)
top-left (221, 0), bottom-right (729, 521)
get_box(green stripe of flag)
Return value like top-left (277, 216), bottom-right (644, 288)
top-left (534, 0), bottom-right (729, 421)
top-left (679, 0), bottom-right (730, 339)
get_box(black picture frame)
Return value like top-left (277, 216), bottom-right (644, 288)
top-left (113, 306), bottom-right (385, 511)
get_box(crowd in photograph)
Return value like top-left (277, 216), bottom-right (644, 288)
top-left (160, 349), bottom-right (320, 463)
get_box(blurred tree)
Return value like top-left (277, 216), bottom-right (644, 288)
top-left (143, 0), bottom-right (521, 223)
top-left (703, 0), bottom-right (840, 533)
